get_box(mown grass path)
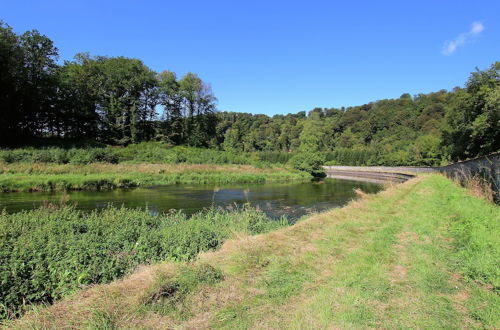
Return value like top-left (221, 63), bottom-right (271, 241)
top-left (10, 175), bottom-right (499, 329)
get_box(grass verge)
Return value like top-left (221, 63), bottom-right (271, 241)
top-left (0, 163), bottom-right (310, 192)
top-left (7, 174), bottom-right (499, 329)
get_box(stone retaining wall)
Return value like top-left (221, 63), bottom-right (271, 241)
top-left (324, 152), bottom-right (499, 197)
top-left (437, 152), bottom-right (499, 194)
top-left (323, 166), bottom-right (436, 175)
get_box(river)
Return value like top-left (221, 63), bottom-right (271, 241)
top-left (0, 178), bottom-right (383, 220)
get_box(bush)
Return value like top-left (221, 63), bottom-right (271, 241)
top-left (288, 152), bottom-right (326, 177)
top-left (0, 143), bottom-right (297, 167)
top-left (1, 149), bottom-right (35, 163)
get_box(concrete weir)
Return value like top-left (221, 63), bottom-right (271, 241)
top-left (323, 166), bottom-right (432, 184)
top-left (324, 152), bottom-right (499, 191)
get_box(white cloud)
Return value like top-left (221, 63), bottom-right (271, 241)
top-left (442, 21), bottom-right (484, 55)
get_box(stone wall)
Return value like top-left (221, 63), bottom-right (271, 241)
top-left (323, 166), bottom-right (436, 175)
top-left (437, 152), bottom-right (499, 194)
top-left (324, 152), bottom-right (499, 197)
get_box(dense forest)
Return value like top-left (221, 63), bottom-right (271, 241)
top-left (1, 21), bottom-right (498, 165)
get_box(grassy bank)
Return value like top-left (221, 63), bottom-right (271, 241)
top-left (0, 206), bottom-right (289, 320)
top-left (8, 174), bottom-right (499, 328)
top-left (0, 163), bottom-right (310, 192)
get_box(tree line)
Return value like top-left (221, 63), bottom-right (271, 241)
top-left (1, 21), bottom-right (498, 164)
top-left (0, 21), bottom-right (217, 147)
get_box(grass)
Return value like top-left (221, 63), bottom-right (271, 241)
top-left (0, 163), bottom-right (310, 192)
top-left (7, 174), bottom-right (499, 329)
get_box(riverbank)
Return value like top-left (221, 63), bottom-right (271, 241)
top-left (8, 174), bottom-right (499, 328)
top-left (0, 206), bottom-right (289, 320)
top-left (0, 163), bottom-right (310, 192)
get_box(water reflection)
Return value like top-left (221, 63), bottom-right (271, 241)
top-left (0, 179), bottom-right (383, 220)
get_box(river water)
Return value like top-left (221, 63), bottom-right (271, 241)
top-left (0, 178), bottom-right (382, 220)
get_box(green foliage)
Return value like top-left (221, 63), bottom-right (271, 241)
top-left (0, 205), bottom-right (288, 320)
top-left (0, 144), bottom-right (252, 165)
top-left (325, 147), bottom-right (378, 166)
top-left (288, 152), bottom-right (326, 177)
top-left (0, 147), bottom-right (121, 164)
top-left (411, 134), bottom-right (442, 166)
top-left (298, 114), bottom-right (327, 152)
top-left (444, 62), bottom-right (500, 160)
top-left (0, 143), bottom-right (304, 167)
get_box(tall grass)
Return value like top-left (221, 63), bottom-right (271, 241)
top-left (447, 167), bottom-right (498, 203)
top-left (0, 205), bottom-right (289, 320)
top-left (0, 169), bottom-right (310, 192)
top-left (0, 144), bottom-right (314, 192)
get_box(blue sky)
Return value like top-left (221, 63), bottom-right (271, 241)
top-left (2, 0), bottom-right (499, 115)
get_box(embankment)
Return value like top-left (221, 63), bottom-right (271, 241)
top-left (325, 152), bottom-right (499, 194)
top-left (0, 163), bottom-right (310, 192)
top-left (9, 174), bottom-right (499, 329)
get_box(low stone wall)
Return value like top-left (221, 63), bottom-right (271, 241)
top-left (323, 166), bottom-right (436, 175)
top-left (324, 152), bottom-right (499, 196)
top-left (437, 152), bottom-right (499, 194)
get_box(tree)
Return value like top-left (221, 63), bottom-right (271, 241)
top-left (158, 70), bottom-right (183, 144)
top-left (19, 29), bottom-right (59, 137)
top-left (179, 73), bottom-right (217, 147)
top-left (56, 53), bottom-right (102, 138)
top-left (222, 128), bottom-right (242, 152)
top-left (411, 134), bottom-right (442, 165)
top-left (298, 114), bottom-right (326, 152)
top-left (444, 62), bottom-right (500, 160)
top-left (96, 56), bottom-right (158, 144)
top-left (288, 152), bottom-right (326, 177)
top-left (0, 21), bottom-right (24, 144)
top-left (335, 128), bottom-right (363, 148)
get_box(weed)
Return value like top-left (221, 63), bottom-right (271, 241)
top-left (0, 205), bottom-right (286, 320)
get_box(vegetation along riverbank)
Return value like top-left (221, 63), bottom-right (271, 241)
top-left (6, 174), bottom-right (499, 328)
top-left (0, 163), bottom-right (309, 192)
top-left (0, 142), bottom-right (314, 192)
top-left (0, 145), bottom-right (311, 192)
top-left (0, 206), bottom-right (289, 320)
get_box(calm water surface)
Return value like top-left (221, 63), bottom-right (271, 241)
top-left (0, 179), bottom-right (382, 220)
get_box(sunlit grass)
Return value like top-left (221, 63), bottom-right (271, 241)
top-left (0, 163), bottom-right (310, 192)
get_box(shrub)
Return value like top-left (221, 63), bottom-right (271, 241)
top-left (288, 152), bottom-right (326, 177)
top-left (0, 143), bottom-right (297, 167)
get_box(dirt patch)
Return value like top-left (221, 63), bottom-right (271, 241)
top-left (389, 265), bottom-right (408, 283)
top-left (454, 290), bottom-right (470, 302)
top-left (446, 272), bottom-right (477, 327)
top-left (397, 231), bottom-right (419, 244)
top-left (388, 231), bottom-right (417, 284)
